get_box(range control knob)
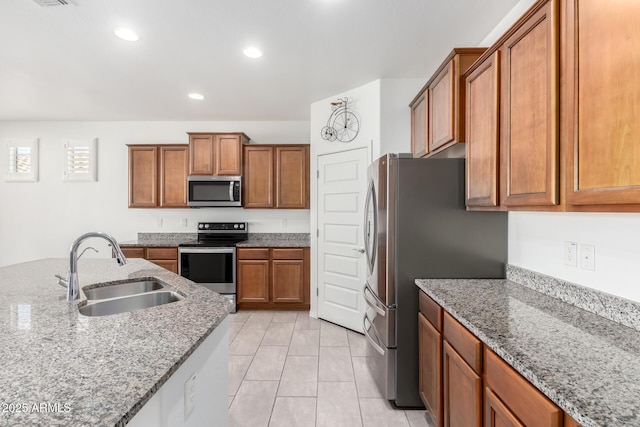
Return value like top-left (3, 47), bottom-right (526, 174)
top-left (204, 224), bottom-right (210, 229)
top-left (198, 224), bottom-right (204, 229)
top-left (234, 224), bottom-right (239, 229)
top-left (240, 224), bottom-right (245, 229)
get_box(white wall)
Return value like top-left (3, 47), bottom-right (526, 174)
top-left (0, 120), bottom-right (310, 267)
top-left (380, 78), bottom-right (425, 155)
top-left (478, 0), bottom-right (640, 304)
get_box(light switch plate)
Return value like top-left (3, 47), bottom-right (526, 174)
top-left (580, 244), bottom-right (595, 271)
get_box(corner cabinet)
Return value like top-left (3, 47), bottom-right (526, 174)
top-left (562, 0), bottom-right (640, 208)
top-left (237, 247), bottom-right (310, 310)
top-left (128, 145), bottom-right (189, 208)
top-left (187, 133), bottom-right (250, 176)
top-left (243, 144), bottom-right (310, 209)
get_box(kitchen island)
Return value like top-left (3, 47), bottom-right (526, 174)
top-left (0, 258), bottom-right (231, 427)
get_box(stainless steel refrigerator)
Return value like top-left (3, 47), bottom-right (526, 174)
top-left (362, 154), bottom-right (507, 408)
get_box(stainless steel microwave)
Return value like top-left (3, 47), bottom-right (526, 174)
top-left (187, 176), bottom-right (242, 207)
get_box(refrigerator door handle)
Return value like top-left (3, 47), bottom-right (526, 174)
top-left (364, 281), bottom-right (396, 313)
top-left (363, 313), bottom-right (385, 356)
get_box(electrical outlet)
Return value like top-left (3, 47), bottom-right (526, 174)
top-left (181, 218), bottom-right (188, 228)
top-left (580, 244), bottom-right (595, 271)
top-left (184, 372), bottom-right (197, 419)
top-left (281, 219), bottom-right (287, 228)
top-left (564, 241), bottom-right (578, 267)
top-left (156, 218), bottom-right (163, 228)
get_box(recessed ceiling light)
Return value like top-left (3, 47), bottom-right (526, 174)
top-left (243, 47), bottom-right (263, 59)
top-left (188, 93), bottom-right (205, 100)
top-left (114, 27), bottom-right (139, 42)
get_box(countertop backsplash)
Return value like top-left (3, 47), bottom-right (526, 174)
top-left (507, 265), bottom-right (640, 332)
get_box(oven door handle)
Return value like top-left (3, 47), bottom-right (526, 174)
top-left (363, 313), bottom-right (385, 356)
top-left (179, 247), bottom-right (235, 254)
top-left (363, 281), bottom-right (396, 316)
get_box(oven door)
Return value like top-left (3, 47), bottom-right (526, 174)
top-left (178, 247), bottom-right (236, 294)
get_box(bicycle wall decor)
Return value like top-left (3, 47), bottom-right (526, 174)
top-left (321, 97), bottom-right (360, 143)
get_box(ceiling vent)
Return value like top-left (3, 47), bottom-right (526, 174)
top-left (33, 0), bottom-right (74, 6)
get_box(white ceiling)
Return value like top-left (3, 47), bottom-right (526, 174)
top-left (0, 0), bottom-right (518, 121)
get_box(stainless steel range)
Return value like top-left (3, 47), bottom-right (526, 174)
top-left (178, 222), bottom-right (248, 312)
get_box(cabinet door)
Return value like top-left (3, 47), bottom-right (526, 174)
top-left (500, 0), bottom-right (558, 207)
top-left (237, 260), bottom-right (270, 302)
top-left (129, 146), bottom-right (158, 208)
top-left (149, 260), bottom-right (178, 274)
top-left (430, 61), bottom-right (455, 152)
top-left (189, 134), bottom-right (214, 175)
top-left (411, 89), bottom-right (428, 158)
top-left (159, 146), bottom-right (188, 207)
top-left (485, 387), bottom-right (524, 427)
top-left (563, 0), bottom-right (640, 206)
top-left (272, 259), bottom-right (304, 303)
top-left (215, 134), bottom-right (243, 176)
top-left (442, 340), bottom-right (482, 427)
top-left (466, 51), bottom-right (500, 208)
top-left (121, 247), bottom-right (145, 258)
top-left (484, 348), bottom-right (562, 427)
top-left (243, 146), bottom-right (274, 208)
top-left (418, 313), bottom-right (442, 427)
top-left (275, 146), bottom-right (309, 209)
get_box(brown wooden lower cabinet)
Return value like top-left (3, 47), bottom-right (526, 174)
top-left (418, 289), bottom-right (577, 427)
top-left (443, 340), bottom-right (482, 426)
top-left (120, 246), bottom-right (178, 274)
top-left (418, 312), bottom-right (442, 426)
top-left (484, 348), bottom-right (562, 427)
top-left (237, 247), bottom-right (310, 310)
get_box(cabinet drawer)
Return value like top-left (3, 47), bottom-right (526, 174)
top-left (146, 247), bottom-right (177, 260)
top-left (237, 248), bottom-right (270, 260)
top-left (443, 311), bottom-right (482, 373)
top-left (419, 290), bottom-right (442, 331)
top-left (272, 248), bottom-right (304, 260)
top-left (484, 348), bottom-right (562, 427)
top-left (121, 247), bottom-right (145, 258)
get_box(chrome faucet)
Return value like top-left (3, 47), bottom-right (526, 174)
top-left (64, 232), bottom-right (128, 301)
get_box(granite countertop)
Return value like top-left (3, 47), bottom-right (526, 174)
top-left (120, 233), bottom-right (310, 248)
top-left (0, 258), bottom-right (231, 427)
top-left (415, 278), bottom-right (640, 426)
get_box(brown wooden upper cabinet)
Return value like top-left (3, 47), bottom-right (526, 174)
top-left (187, 132), bottom-right (250, 176)
top-left (466, 51), bottom-right (501, 208)
top-left (128, 145), bottom-right (188, 208)
top-left (243, 144), bottom-right (310, 209)
top-left (562, 0), bottom-right (640, 207)
top-left (500, 0), bottom-right (558, 207)
top-left (465, 0), bottom-right (558, 210)
top-left (410, 89), bottom-right (428, 157)
top-left (410, 48), bottom-right (486, 158)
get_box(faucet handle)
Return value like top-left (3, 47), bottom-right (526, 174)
top-left (55, 274), bottom-right (69, 288)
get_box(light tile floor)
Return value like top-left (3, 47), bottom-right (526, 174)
top-left (227, 310), bottom-right (433, 427)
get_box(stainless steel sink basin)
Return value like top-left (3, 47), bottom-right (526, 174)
top-left (79, 291), bottom-right (183, 317)
top-left (83, 279), bottom-right (166, 300)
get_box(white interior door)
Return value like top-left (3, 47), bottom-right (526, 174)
top-left (317, 147), bottom-right (369, 332)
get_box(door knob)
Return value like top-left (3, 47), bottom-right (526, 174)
top-left (352, 247), bottom-right (365, 253)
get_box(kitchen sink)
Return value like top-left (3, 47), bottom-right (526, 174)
top-left (83, 279), bottom-right (166, 300)
top-left (79, 291), bottom-right (183, 317)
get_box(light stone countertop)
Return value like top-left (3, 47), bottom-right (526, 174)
top-left (0, 258), bottom-right (231, 427)
top-left (415, 278), bottom-right (640, 427)
top-left (119, 233), bottom-right (310, 248)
